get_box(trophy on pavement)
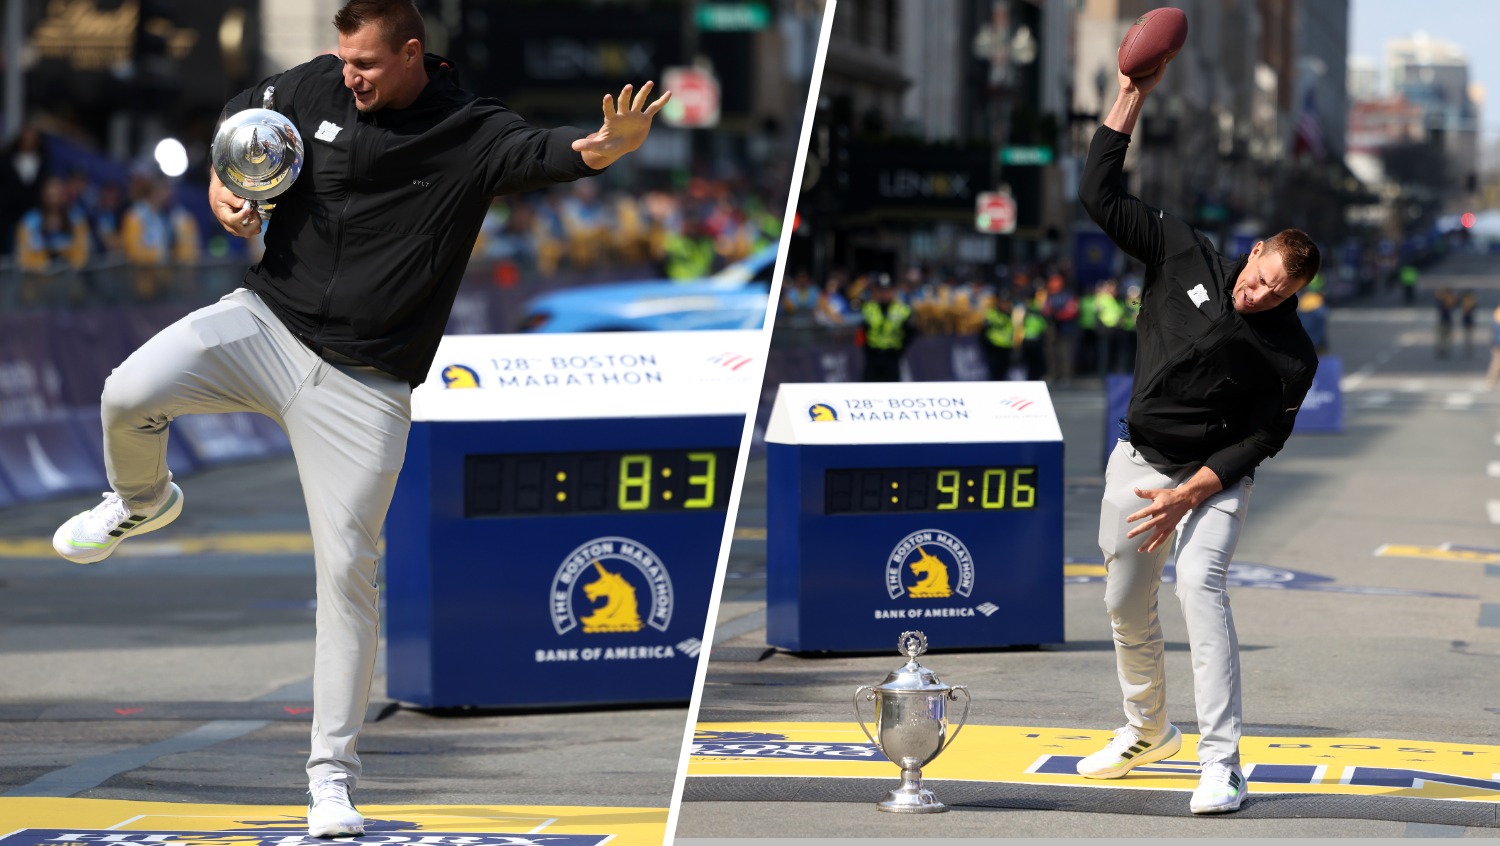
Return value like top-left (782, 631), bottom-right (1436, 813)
top-left (853, 630), bottom-right (970, 813)
top-left (212, 86), bottom-right (304, 221)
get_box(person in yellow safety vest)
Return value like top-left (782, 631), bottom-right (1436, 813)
top-left (1077, 284), bottom-right (1099, 374)
top-left (981, 291), bottom-right (1016, 380)
top-left (1297, 273), bottom-right (1329, 352)
top-left (1399, 263), bottom-right (1418, 306)
top-left (1093, 278), bottom-right (1125, 374)
top-left (860, 272), bottom-right (915, 382)
top-left (663, 221), bottom-right (716, 280)
top-left (1019, 287), bottom-right (1049, 380)
top-left (1121, 283), bottom-right (1142, 371)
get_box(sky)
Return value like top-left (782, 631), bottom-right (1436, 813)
top-left (1350, 0), bottom-right (1500, 139)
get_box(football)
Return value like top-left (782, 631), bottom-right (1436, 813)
top-left (1117, 7), bottom-right (1189, 78)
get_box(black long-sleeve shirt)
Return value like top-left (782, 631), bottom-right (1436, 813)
top-left (222, 54), bottom-right (604, 385)
top-left (1079, 125), bottom-right (1316, 487)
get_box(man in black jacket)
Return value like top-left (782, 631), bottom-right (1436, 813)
top-left (1069, 61), bottom-right (1319, 815)
top-left (50, 0), bottom-right (668, 835)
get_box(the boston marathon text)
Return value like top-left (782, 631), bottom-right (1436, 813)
top-left (841, 397), bottom-right (968, 422)
top-left (489, 354), bottom-right (662, 388)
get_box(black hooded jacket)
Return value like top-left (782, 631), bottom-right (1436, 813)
top-left (221, 54), bottom-right (604, 385)
top-left (1079, 125), bottom-right (1318, 488)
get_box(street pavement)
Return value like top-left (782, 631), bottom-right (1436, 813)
top-left (0, 455), bottom-right (683, 810)
top-left (683, 285), bottom-right (1500, 838)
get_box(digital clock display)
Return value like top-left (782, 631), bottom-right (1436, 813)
top-left (825, 465), bottom-right (1039, 514)
top-left (466, 449), bottom-right (737, 517)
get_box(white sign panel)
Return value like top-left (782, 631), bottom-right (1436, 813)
top-left (412, 331), bottom-right (761, 422)
top-left (765, 381), bottom-right (1062, 445)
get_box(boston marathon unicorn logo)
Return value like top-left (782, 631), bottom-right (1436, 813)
top-left (441, 364), bottom-right (480, 389)
top-left (886, 529), bottom-right (975, 600)
top-left (808, 403), bottom-right (838, 422)
top-left (580, 561), bottom-right (644, 633)
top-left (907, 547), bottom-right (953, 598)
top-left (551, 536), bottom-right (674, 635)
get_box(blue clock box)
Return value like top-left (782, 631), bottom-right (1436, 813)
top-left (764, 382), bottom-right (1065, 652)
top-left (386, 332), bottom-right (758, 707)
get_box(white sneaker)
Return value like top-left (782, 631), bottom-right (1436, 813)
top-left (52, 483), bottom-right (183, 564)
top-left (1075, 722), bottom-right (1182, 779)
top-left (1191, 762), bottom-right (1247, 813)
top-left (308, 774), bottom-right (365, 837)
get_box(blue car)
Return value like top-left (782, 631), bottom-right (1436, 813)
top-left (518, 244), bottom-right (776, 332)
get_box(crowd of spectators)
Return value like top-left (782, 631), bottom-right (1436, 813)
top-left (471, 175), bottom-right (783, 284)
top-left (1, 125), bottom-right (217, 304)
top-left (778, 260), bottom-right (1144, 383)
top-left (2, 124), bottom-right (786, 305)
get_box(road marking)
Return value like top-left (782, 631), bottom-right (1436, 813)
top-left (0, 801), bottom-right (664, 842)
top-left (1447, 392), bottom-right (1475, 410)
top-left (1342, 363), bottom-right (1378, 391)
top-left (690, 721), bottom-right (1500, 805)
top-left (1358, 390), bottom-right (1393, 407)
top-left (1488, 501), bottom-right (1500, 524)
top-left (1480, 604), bottom-right (1500, 628)
top-left (0, 720), bottom-right (269, 798)
top-left (0, 532), bottom-right (316, 559)
top-left (1375, 544), bottom-right (1500, 564)
top-left (1488, 462), bottom-right (1500, 478)
top-left (732, 526), bottom-right (766, 540)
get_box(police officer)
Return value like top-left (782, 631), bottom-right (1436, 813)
top-left (1093, 279), bottom-right (1125, 374)
top-left (981, 289), bottom-right (1016, 380)
top-left (1019, 286), bottom-right (1049, 380)
top-left (860, 272), bottom-right (914, 382)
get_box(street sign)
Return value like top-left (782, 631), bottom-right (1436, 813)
top-left (696, 2), bottom-right (771, 31)
top-left (1000, 146), bottom-right (1054, 166)
top-left (660, 66), bottom-right (721, 129)
top-left (975, 191), bottom-right (1017, 234)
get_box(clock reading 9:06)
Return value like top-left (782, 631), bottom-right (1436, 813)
top-left (465, 449), bottom-right (737, 517)
top-left (824, 466), bottom-right (1039, 514)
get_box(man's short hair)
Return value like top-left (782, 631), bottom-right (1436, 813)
top-left (333, 0), bottom-right (425, 53)
top-left (1263, 229), bottom-right (1321, 284)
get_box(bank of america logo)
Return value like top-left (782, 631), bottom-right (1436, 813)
top-left (976, 602), bottom-right (999, 617)
top-left (677, 637), bottom-right (703, 658)
top-left (998, 397), bottom-right (1035, 412)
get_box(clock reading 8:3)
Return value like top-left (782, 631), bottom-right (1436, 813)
top-left (466, 449), bottom-right (738, 517)
top-left (825, 465), bottom-right (1039, 514)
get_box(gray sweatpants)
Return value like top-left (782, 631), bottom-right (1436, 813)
top-left (101, 288), bottom-right (411, 787)
top-left (1098, 440), bottom-right (1252, 766)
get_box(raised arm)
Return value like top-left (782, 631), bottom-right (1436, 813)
top-left (1078, 64), bottom-right (1172, 265)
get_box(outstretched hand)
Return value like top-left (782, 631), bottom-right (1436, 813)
top-left (1104, 58), bottom-right (1171, 136)
top-left (1123, 465), bottom-right (1223, 553)
top-left (573, 81), bottom-right (672, 170)
top-left (1124, 485), bottom-right (1195, 553)
top-left (1118, 57), bottom-right (1170, 97)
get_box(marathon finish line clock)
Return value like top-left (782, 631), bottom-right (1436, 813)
top-left (764, 382), bottom-right (1064, 651)
top-left (387, 331), bottom-right (757, 707)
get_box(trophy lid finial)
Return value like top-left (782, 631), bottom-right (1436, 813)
top-left (874, 630), bottom-right (949, 692)
top-left (898, 630), bottom-right (928, 660)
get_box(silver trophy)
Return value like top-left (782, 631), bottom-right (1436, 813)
top-left (853, 631), bottom-right (970, 813)
top-left (212, 86), bottom-right (303, 221)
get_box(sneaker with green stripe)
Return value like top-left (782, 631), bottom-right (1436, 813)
top-left (1191, 762), bottom-right (1247, 813)
top-left (52, 482), bottom-right (183, 564)
top-left (1075, 722), bottom-right (1182, 778)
